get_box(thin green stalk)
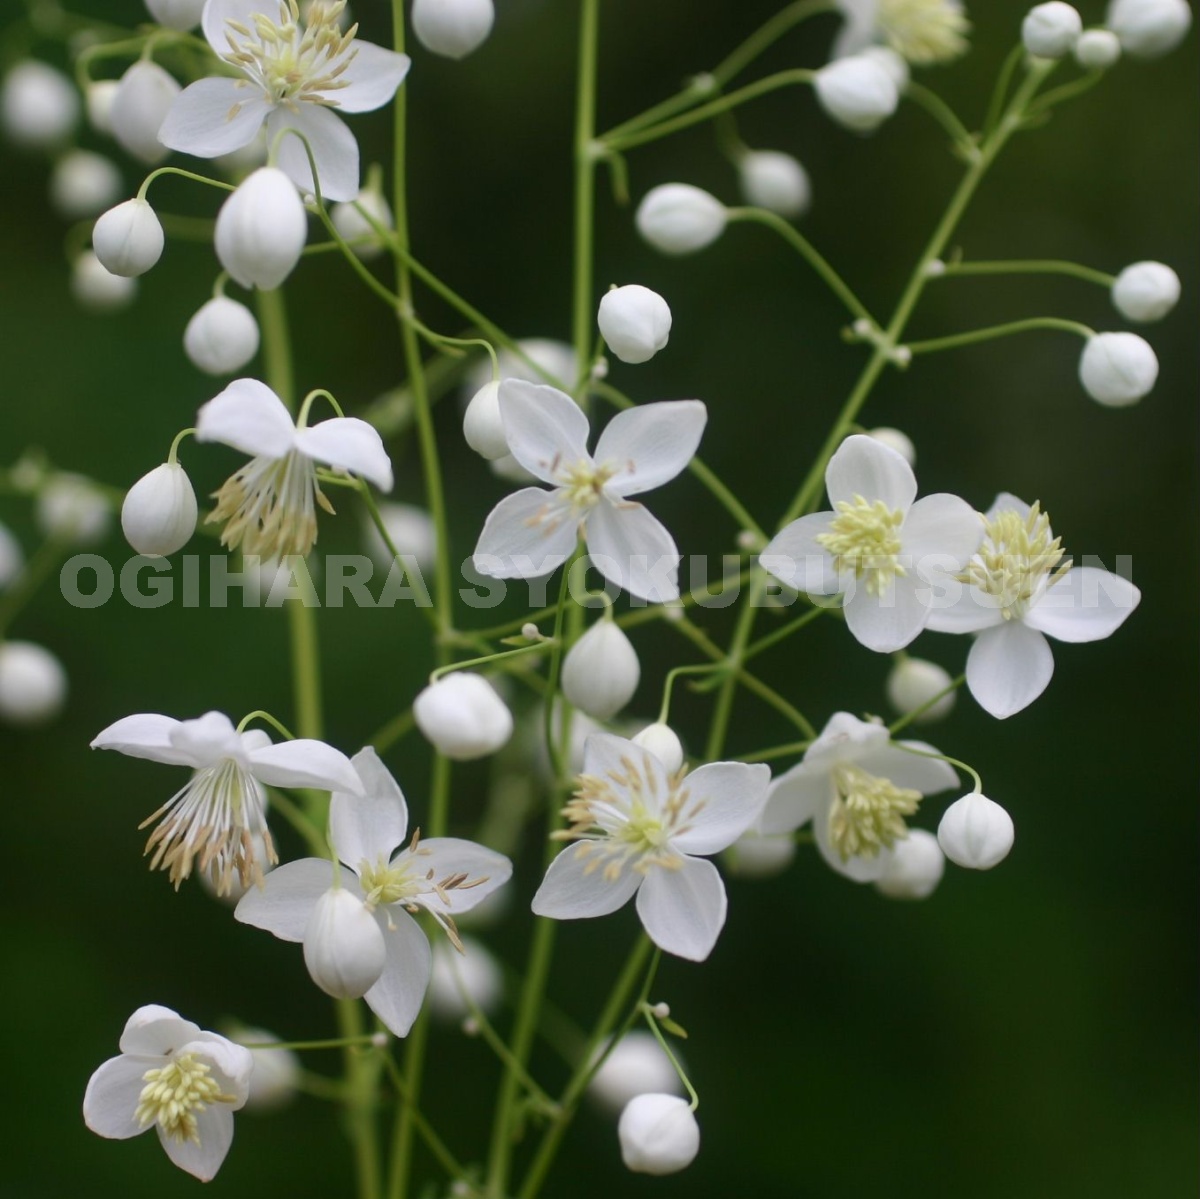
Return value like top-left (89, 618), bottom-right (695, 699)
top-left (741, 604), bottom-right (827, 663)
top-left (933, 258), bottom-right (1115, 286)
top-left (572, 0), bottom-right (600, 397)
top-left (904, 81), bottom-right (977, 157)
top-left (379, 1052), bottom-right (469, 1183)
top-left (887, 673), bottom-right (965, 735)
top-left (905, 316), bottom-right (1094, 356)
top-left (0, 536), bottom-right (66, 639)
top-left (255, 288), bottom-right (295, 411)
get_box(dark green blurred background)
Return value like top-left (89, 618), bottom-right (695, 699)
top-left (1, 1), bottom-right (1196, 1196)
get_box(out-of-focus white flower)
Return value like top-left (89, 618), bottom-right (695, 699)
top-left (331, 189), bottom-right (394, 259)
top-left (635, 184), bottom-right (728, 255)
top-left (0, 640), bottom-right (68, 725)
top-left (230, 1027), bottom-right (300, 1111)
top-left (363, 502), bottom-right (437, 572)
top-left (938, 792), bottom-right (1014, 868)
top-left (303, 887), bottom-right (388, 998)
top-left (36, 472), bottom-right (111, 544)
top-left (814, 53), bottom-right (900, 132)
top-left (588, 1031), bottom-right (682, 1113)
top-left (738, 150), bottom-right (811, 217)
top-left (92, 199), bottom-right (165, 278)
top-left (86, 80), bottom-right (120, 135)
top-left (121, 462), bottom-right (198, 556)
top-left (412, 0), bottom-right (495, 59)
top-left (428, 936), bottom-right (503, 1020)
top-left (561, 620), bottom-right (641, 720)
top-left (50, 150), bottom-right (123, 219)
top-left (0, 522), bottom-right (23, 590)
top-left (618, 1094), bottom-right (700, 1175)
top-left (597, 285), bottom-right (672, 365)
top-left (414, 673), bottom-right (513, 760)
top-left (1022, 3), bottom-right (1083, 57)
top-left (1106, 0), bottom-right (1192, 56)
top-left (1, 61), bottom-right (79, 147)
top-left (145, 0), bottom-right (207, 30)
top-left (874, 827), bottom-right (945, 898)
top-left (834, 0), bottom-right (970, 64)
top-left (72, 251), bottom-right (137, 311)
top-left (1111, 261), bottom-right (1181, 322)
top-left (1078, 332), bottom-right (1159, 405)
top-left (465, 338), bottom-right (578, 396)
top-left (631, 722), bottom-right (684, 774)
top-left (110, 61), bottom-right (179, 164)
top-left (723, 829), bottom-right (796, 878)
top-left (865, 425), bottom-right (915, 466)
top-left (184, 296), bottom-right (261, 374)
top-left (214, 167), bottom-right (309, 290)
top-left (1073, 27), bottom-right (1123, 66)
top-left (886, 656), bottom-right (955, 722)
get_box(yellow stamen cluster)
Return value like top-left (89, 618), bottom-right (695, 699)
top-left (878, 0), bottom-right (970, 64)
top-left (963, 502), bottom-right (1071, 620)
top-left (816, 494), bottom-right (907, 595)
top-left (827, 762), bottom-right (921, 861)
top-left (135, 1053), bottom-right (235, 1144)
top-left (557, 458), bottom-right (618, 511)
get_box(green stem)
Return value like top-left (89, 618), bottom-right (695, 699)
top-left (933, 258), bottom-right (1115, 286)
top-left (741, 604), bottom-right (826, 663)
top-left (904, 81), bottom-right (977, 157)
top-left (255, 288), bottom-right (295, 410)
top-left (887, 673), bottom-right (966, 735)
top-left (338, 1000), bottom-right (384, 1199)
top-left (572, 0), bottom-right (600, 397)
top-left (0, 536), bottom-right (67, 640)
top-left (712, 0), bottom-right (834, 85)
top-left (379, 1052), bottom-right (469, 1183)
top-left (904, 316), bottom-right (1094, 356)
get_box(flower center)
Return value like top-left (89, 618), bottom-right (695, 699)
top-left (557, 458), bottom-right (618, 512)
top-left (963, 503), bottom-right (1071, 621)
top-left (877, 0), bottom-right (970, 64)
top-left (358, 856), bottom-right (423, 909)
top-left (816, 494), bottom-right (907, 595)
top-left (222, 0), bottom-right (357, 109)
top-left (827, 763), bottom-right (921, 861)
top-left (135, 1053), bottom-right (235, 1144)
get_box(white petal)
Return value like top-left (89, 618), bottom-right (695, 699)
top-left (83, 1056), bottom-right (150, 1139)
top-left (592, 400), bottom-right (707, 497)
top-left (825, 433), bottom-right (916, 511)
top-left (580, 731), bottom-right (660, 786)
top-left (759, 512), bottom-right (840, 595)
top-left (902, 493), bottom-right (984, 576)
top-left (363, 907), bottom-right (432, 1037)
top-left (585, 500), bottom-right (680, 604)
top-left (531, 843), bottom-right (643, 919)
top-left (670, 762), bottom-right (770, 857)
top-left (406, 838), bottom-right (512, 915)
top-left (185, 1035), bottom-right (254, 1103)
top-left (90, 713), bottom-right (194, 766)
top-left (803, 711), bottom-right (888, 772)
top-left (966, 621), bottom-right (1055, 719)
top-left (157, 1106), bottom-right (233, 1180)
top-left (330, 747), bottom-right (408, 868)
top-left (334, 42), bottom-right (412, 113)
top-left (195, 378), bottom-right (296, 458)
top-left (118, 1004), bottom-right (196, 1055)
top-left (499, 380), bottom-right (591, 484)
top-left (812, 801), bottom-right (889, 883)
top-left (842, 576), bottom-right (928, 652)
top-left (202, 0), bottom-right (264, 50)
top-left (473, 487), bottom-right (580, 579)
top-left (248, 738), bottom-right (363, 793)
top-left (983, 492), bottom-right (1032, 524)
top-left (267, 105), bottom-right (359, 203)
top-left (294, 417), bottom-right (394, 491)
top-left (168, 710), bottom-right (243, 765)
top-left (1025, 567), bottom-right (1141, 643)
top-left (759, 762), bottom-right (832, 835)
top-left (635, 856), bottom-right (727, 962)
top-left (158, 77), bottom-right (268, 157)
top-left (925, 586), bottom-right (1006, 634)
top-left (234, 858), bottom-right (344, 941)
top-left (859, 741), bottom-right (959, 794)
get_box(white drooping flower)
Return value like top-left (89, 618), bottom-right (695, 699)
top-left (1074, 27), bottom-right (1123, 66)
top-left (414, 673), bottom-right (513, 760)
top-left (873, 826), bottom-right (945, 898)
top-left (561, 619), bottom-right (641, 720)
top-left (597, 285), bottom-right (672, 365)
top-left (588, 1031), bottom-right (682, 1113)
top-left (833, 0), bottom-right (970, 64)
top-left (1078, 332), bottom-right (1159, 405)
top-left (631, 722), bottom-right (684, 774)
top-left (1, 61), bottom-right (79, 148)
top-left (195, 377), bottom-right (394, 561)
top-left (760, 434), bottom-right (982, 653)
top-left (926, 493), bottom-right (1140, 718)
top-left (472, 381), bottom-right (707, 604)
top-left (184, 296), bottom-right (261, 374)
top-left (110, 61), bottom-right (180, 164)
top-left (49, 150), bottom-right (123, 219)
top-left (72, 251), bottom-right (137, 312)
top-left (635, 184), bottom-right (728, 255)
top-left (92, 199), bottom-right (165, 278)
top-left (738, 149), bottom-right (812, 218)
top-left (91, 709), bottom-right (363, 892)
top-left (412, 0), bottom-right (496, 59)
top-left (1106, 0), bottom-right (1193, 56)
top-left (83, 1005), bottom-right (253, 1181)
top-left (532, 734), bottom-right (770, 961)
top-left (214, 166), bottom-right (309, 290)
top-left (1022, 3), bottom-right (1083, 58)
top-left (760, 712), bottom-right (958, 883)
top-left (159, 0), bottom-right (411, 202)
top-left (303, 887), bottom-right (388, 998)
top-left (236, 748), bottom-right (512, 1035)
top-left (331, 188), bottom-right (394, 259)
top-left (886, 655), bottom-right (956, 722)
top-left (814, 53), bottom-right (901, 132)
top-left (121, 462), bottom-right (198, 556)
top-left (0, 640), bottom-right (68, 725)
top-left (428, 935), bottom-right (504, 1020)
top-left (618, 1093), bottom-right (700, 1176)
top-left (145, 0), bottom-right (206, 30)
top-left (36, 472), bottom-right (112, 544)
top-left (1111, 261), bottom-right (1181, 323)
top-left (363, 501), bottom-right (438, 572)
top-left (937, 792), bottom-right (1014, 868)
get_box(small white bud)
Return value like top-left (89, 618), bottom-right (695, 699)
top-left (92, 198), bottom-right (164, 278)
top-left (635, 184), bottom-right (728, 255)
top-left (589, 1032), bottom-right (682, 1113)
top-left (184, 296), bottom-right (261, 375)
top-left (109, 61), bottom-right (180, 164)
top-left (1073, 27), bottom-right (1123, 66)
top-left (1106, 0), bottom-right (1192, 57)
top-left (561, 620), bottom-right (640, 720)
top-left (865, 426), bottom-right (916, 466)
top-left (738, 150), bottom-right (811, 217)
top-left (428, 937), bottom-right (503, 1021)
top-left (875, 829), bottom-right (946, 899)
top-left (1078, 332), bottom-right (1159, 406)
top-left (50, 150), bottom-right (123, 219)
top-left (463, 380), bottom-right (509, 459)
top-left (72, 252), bottom-right (137, 312)
top-left (37, 473), bottom-right (111, 544)
top-left (886, 656), bottom-right (955, 722)
top-left (412, 0), bottom-right (495, 59)
top-left (370, 1031), bottom-right (390, 1049)
top-left (1111, 261), bottom-right (1181, 322)
top-left (86, 80), bottom-right (120, 135)
top-left (618, 1094), bottom-right (700, 1176)
top-left (1022, 3), bottom-right (1084, 58)
top-left (231, 1027), bottom-right (300, 1111)
top-left (1, 61), bottom-right (79, 148)
top-left (0, 641), bottom-right (68, 726)
top-left (521, 622), bottom-right (540, 641)
top-left (144, 0), bottom-right (207, 31)
top-left (0, 522), bottom-right (23, 590)
top-left (859, 45), bottom-right (910, 91)
top-left (121, 462), bottom-right (198, 557)
top-left (724, 830), bottom-right (797, 879)
top-left (631, 722), bottom-right (684, 773)
top-left (650, 1001), bottom-right (671, 1019)
top-left (814, 54), bottom-right (900, 132)
top-left (937, 793), bottom-right (1014, 870)
top-left (414, 673), bottom-right (513, 760)
top-left (215, 167), bottom-right (308, 290)
top-left (303, 888), bottom-right (387, 998)
top-left (363, 502), bottom-right (437, 572)
top-left (597, 285), bottom-right (672, 365)
top-left (331, 190), bottom-right (395, 260)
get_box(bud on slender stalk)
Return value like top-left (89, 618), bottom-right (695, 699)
top-left (1022, 3), bottom-right (1084, 58)
top-left (1074, 28), bottom-right (1122, 66)
top-left (875, 829), bottom-right (945, 899)
top-left (215, 167), bottom-right (308, 290)
top-left (302, 889), bottom-right (387, 999)
top-left (36, 473), bottom-right (111, 544)
top-left (561, 621), bottom-right (641, 720)
top-left (631, 722), bottom-right (684, 773)
top-left (1, 61), bottom-right (79, 147)
top-left (588, 1032), bottom-right (682, 1113)
top-left (635, 184), bottom-right (728, 255)
top-left (0, 641), bottom-right (68, 726)
top-left (412, 0), bottom-right (496, 59)
top-left (331, 190), bottom-right (395, 260)
top-left (886, 657), bottom-right (955, 723)
top-left (72, 252), bottom-right (137, 311)
top-left (1106, 0), bottom-right (1192, 57)
top-left (1078, 332), bottom-right (1159, 406)
top-left (109, 61), bottom-right (179, 164)
top-left (184, 297), bottom-right (261, 374)
top-left (463, 380), bottom-right (509, 459)
top-left (597, 285), bottom-right (673, 365)
top-left (50, 151), bottom-right (122, 219)
top-left (738, 150), bottom-right (811, 217)
top-left (1111, 261), bottom-right (1181, 322)
top-left (121, 462), bottom-right (198, 556)
top-left (618, 1094), bottom-right (700, 1176)
top-left (93, 199), bottom-right (165, 277)
top-left (938, 794), bottom-right (1014, 870)
top-left (414, 673), bottom-right (513, 760)
top-left (814, 54), bottom-right (900, 132)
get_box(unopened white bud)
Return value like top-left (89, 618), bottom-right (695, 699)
top-left (72, 252), bottom-right (137, 311)
top-left (363, 502), bottom-right (437, 571)
top-left (50, 150), bottom-right (122, 219)
top-left (37, 473), bottom-right (111, 544)
top-left (92, 198), bottom-right (164, 277)
top-left (522, 622), bottom-right (540, 641)
top-left (215, 167), bottom-right (308, 290)
top-left (1111, 261), bottom-right (1181, 322)
top-left (0, 523), bottom-right (23, 590)
top-left (1022, 3), bottom-right (1083, 57)
top-left (937, 793), bottom-right (1014, 870)
top-left (144, 0), bottom-right (206, 31)
top-left (109, 61), bottom-right (179, 164)
top-left (886, 657), bottom-right (955, 722)
top-left (1078, 332), bottom-right (1158, 406)
top-left (2, 61), bottom-right (79, 148)
top-left (428, 937), bottom-right (503, 1021)
top-left (415, 673), bottom-right (513, 760)
top-left (814, 54), bottom-right (900, 132)
top-left (1073, 27), bottom-right (1123, 66)
top-left (0, 641), bottom-right (68, 725)
top-left (597, 285), bottom-right (672, 365)
top-left (635, 184), bottom-right (728, 255)
top-left (738, 150), bottom-right (811, 217)
top-left (865, 426), bottom-right (916, 466)
top-left (86, 80), bottom-right (120, 134)
top-left (121, 462), bottom-right (198, 556)
top-left (463, 380), bottom-right (509, 459)
top-left (412, 0), bottom-right (495, 59)
top-left (875, 829), bottom-right (945, 899)
top-left (619, 1094), bottom-right (700, 1176)
top-left (303, 888), bottom-right (387, 998)
top-left (724, 830), bottom-right (796, 878)
top-left (231, 1027), bottom-right (300, 1111)
top-left (561, 620), bottom-right (640, 720)
top-left (631, 722), bottom-right (684, 773)
top-left (331, 190), bottom-right (394, 260)
top-left (1106, 0), bottom-right (1192, 57)
top-left (589, 1032), bottom-right (682, 1113)
top-left (184, 296), bottom-right (261, 374)
top-left (859, 45), bottom-right (910, 91)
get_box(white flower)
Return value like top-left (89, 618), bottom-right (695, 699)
top-left (760, 434), bottom-right (982, 653)
top-left (412, 0), bottom-right (496, 59)
top-left (926, 494), bottom-right (1140, 718)
top-left (532, 734), bottom-right (769, 961)
top-left (760, 712), bottom-right (958, 882)
top-left (561, 619), bottom-right (641, 720)
top-left (873, 827), bottom-right (944, 898)
top-left (303, 887), bottom-right (388, 997)
top-left (195, 377), bottom-right (394, 561)
top-left (1111, 261), bottom-right (1181, 323)
top-left (159, 0), bottom-right (411, 202)
top-left (414, 673), bottom-right (513, 760)
top-left (184, 296), bottom-right (261, 374)
top-left (1106, 0), bottom-right (1192, 57)
top-left (597, 285), bottom-right (673, 365)
top-left (635, 184), bottom-right (728, 255)
top-left (121, 462), bottom-right (198, 556)
top-left (473, 381), bottom-right (707, 604)
top-left (631, 722), bottom-right (684, 774)
top-left (1074, 27), bottom-right (1123, 66)
top-left (214, 166), bottom-right (309, 290)
top-left (363, 502), bottom-right (438, 572)
top-left (36, 472), bottom-right (112, 544)
top-left (738, 150), bottom-right (811, 218)
top-left (72, 251), bottom-right (137, 312)
top-left (0, 640), bottom-right (68, 726)
top-left (886, 655), bottom-right (955, 722)
top-left (145, 0), bottom-right (206, 30)
top-left (83, 1005), bottom-right (253, 1181)
top-left (0, 521), bottom-right (23, 589)
top-left (90, 709), bottom-right (363, 892)
top-left (236, 748), bottom-right (512, 1035)
top-left (834, 0), bottom-right (970, 64)
top-left (1, 61), bottom-right (79, 148)
top-left (1022, 3), bottom-right (1083, 58)
top-left (618, 1093), bottom-right (700, 1175)
top-left (1078, 332), bottom-right (1159, 405)
top-left (331, 189), bottom-right (394, 259)
top-left (428, 935), bottom-right (503, 1020)
top-left (93, 199), bottom-right (165, 278)
top-left (230, 1026), bottom-right (300, 1111)
top-left (110, 61), bottom-right (180, 164)
top-left (588, 1031), bottom-right (682, 1113)
top-left (937, 792), bottom-right (1014, 868)
top-left (865, 424), bottom-right (916, 466)
top-left (814, 53), bottom-right (900, 132)
top-left (49, 150), bottom-right (123, 220)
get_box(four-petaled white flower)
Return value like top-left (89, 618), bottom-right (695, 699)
top-left (83, 1005), bottom-right (253, 1181)
top-left (835, 0), bottom-right (970, 64)
top-left (91, 709), bottom-right (363, 893)
top-left (236, 748), bottom-right (512, 1036)
top-left (472, 380), bottom-right (706, 604)
top-left (532, 734), bottom-right (770, 961)
top-left (926, 492), bottom-right (1141, 718)
top-left (159, 0), bottom-right (411, 201)
top-left (196, 377), bottom-right (394, 562)
top-left (761, 434), bottom-right (982, 653)
top-left (760, 712), bottom-right (958, 883)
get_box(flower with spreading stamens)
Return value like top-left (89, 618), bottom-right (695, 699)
top-left (532, 734), bottom-right (769, 961)
top-left (236, 748), bottom-right (512, 1036)
top-left (834, 0), bottom-right (970, 64)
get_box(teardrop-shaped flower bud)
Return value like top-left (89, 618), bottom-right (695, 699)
top-left (1106, 0), bottom-right (1192, 57)
top-left (1074, 27), bottom-right (1122, 66)
top-left (463, 380), bottom-right (509, 459)
top-left (937, 793), bottom-right (1014, 870)
top-left (1, 61), bottom-right (79, 148)
top-left (86, 80), bottom-right (120, 135)
top-left (414, 673), bottom-right (513, 760)
top-left (1022, 2), bottom-right (1083, 57)
top-left (92, 198), bottom-right (164, 278)
top-left (0, 640), bottom-right (68, 726)
top-left (331, 190), bottom-right (395, 260)
top-left (875, 828), bottom-right (946, 899)
top-left (865, 425), bottom-right (916, 466)
top-left (738, 150), bottom-right (811, 217)
top-left (618, 1094), bottom-right (700, 1176)
top-left (184, 296), bottom-right (261, 375)
top-left (121, 462), bottom-right (198, 557)
top-left (1078, 332), bottom-right (1159, 406)
top-left (1111, 261), bottom-right (1181, 323)
top-left (631, 722), bottom-right (684, 773)
top-left (635, 184), bottom-right (728, 255)
top-left (886, 657), bottom-right (956, 723)
top-left (412, 0), bottom-right (496, 59)
top-left (303, 889), bottom-right (387, 999)
top-left (71, 251), bottom-right (137, 312)
top-left (215, 167), bottom-right (308, 290)
top-left (588, 1032), bottom-right (682, 1113)
top-left (109, 61), bottom-right (179, 164)
top-left (561, 621), bottom-right (640, 720)
top-left (814, 54), bottom-right (900, 132)
top-left (144, 0), bottom-right (206, 31)
top-left (597, 285), bottom-right (673, 365)
top-left (50, 150), bottom-right (122, 220)
top-left (724, 830), bottom-right (797, 879)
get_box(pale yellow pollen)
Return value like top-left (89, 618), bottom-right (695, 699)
top-left (877, 0), bottom-right (970, 64)
top-left (963, 502), bottom-right (1071, 621)
top-left (135, 1053), bottom-right (235, 1144)
top-left (827, 762), bottom-right (921, 861)
top-left (557, 458), bottom-right (618, 511)
top-left (816, 493), bottom-right (907, 595)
